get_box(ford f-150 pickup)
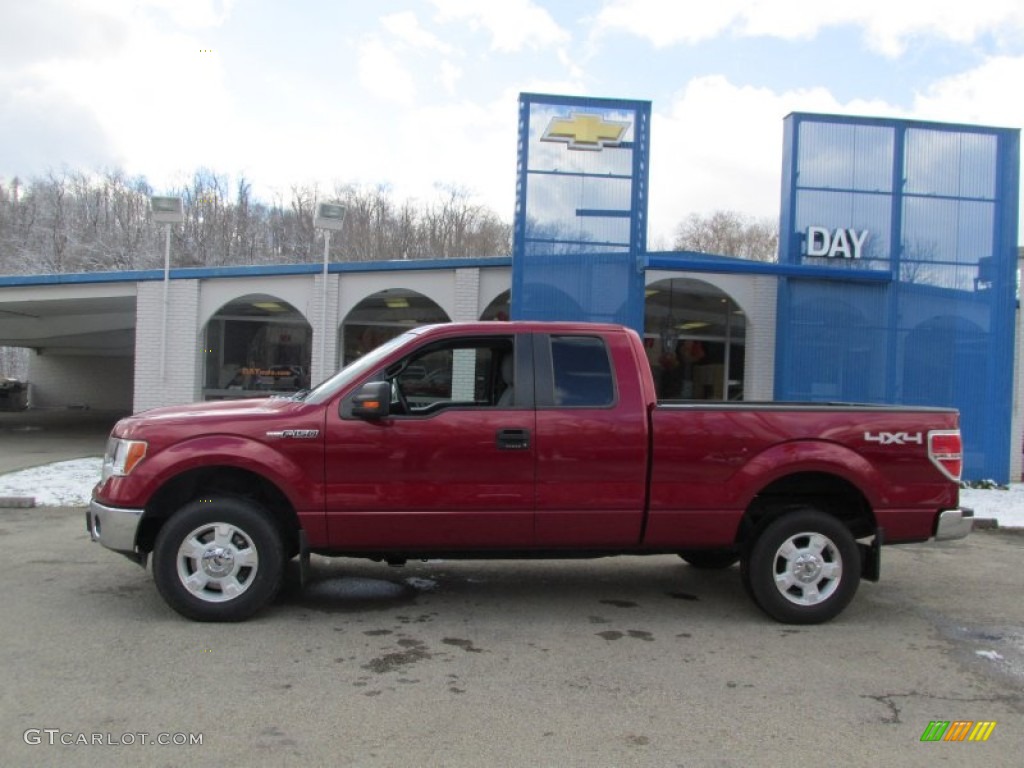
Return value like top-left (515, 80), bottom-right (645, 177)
top-left (88, 322), bottom-right (972, 624)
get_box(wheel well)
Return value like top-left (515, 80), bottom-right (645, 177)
top-left (136, 466), bottom-right (301, 557)
top-left (741, 472), bottom-right (875, 542)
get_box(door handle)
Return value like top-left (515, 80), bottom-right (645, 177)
top-left (496, 428), bottom-right (530, 450)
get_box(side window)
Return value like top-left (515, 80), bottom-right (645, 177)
top-left (550, 336), bottom-right (615, 407)
top-left (389, 337), bottom-right (514, 415)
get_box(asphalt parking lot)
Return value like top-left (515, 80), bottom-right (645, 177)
top-left (0, 505), bottom-right (1021, 767)
top-left (0, 409), bottom-right (1022, 766)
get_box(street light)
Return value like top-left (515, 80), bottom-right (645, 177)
top-left (151, 196), bottom-right (184, 381)
top-left (313, 202), bottom-right (345, 380)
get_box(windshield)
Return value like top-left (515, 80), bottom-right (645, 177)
top-left (304, 332), bottom-right (416, 404)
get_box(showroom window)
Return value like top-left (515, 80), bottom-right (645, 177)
top-left (643, 278), bottom-right (746, 401)
top-left (340, 288), bottom-right (450, 366)
top-left (203, 294), bottom-right (312, 399)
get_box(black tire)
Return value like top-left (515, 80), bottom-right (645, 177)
top-left (678, 550), bottom-right (740, 569)
top-left (743, 509), bottom-right (860, 624)
top-left (152, 496), bottom-right (284, 622)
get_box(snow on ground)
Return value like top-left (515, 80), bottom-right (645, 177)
top-left (0, 458), bottom-right (103, 507)
top-left (1, 457), bottom-right (1023, 529)
top-left (958, 485), bottom-right (1024, 528)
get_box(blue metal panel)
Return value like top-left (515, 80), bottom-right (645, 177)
top-left (777, 113), bottom-right (1020, 481)
top-left (512, 93), bottom-right (651, 333)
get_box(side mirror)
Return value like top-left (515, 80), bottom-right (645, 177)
top-left (351, 381), bottom-right (391, 419)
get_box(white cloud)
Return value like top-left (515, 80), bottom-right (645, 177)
top-left (647, 75), bottom-right (899, 247)
top-left (593, 0), bottom-right (1024, 57)
top-left (381, 11), bottom-right (454, 55)
top-left (142, 0), bottom-right (237, 28)
top-left (0, 1), bottom-right (128, 66)
top-left (593, 0), bottom-right (745, 47)
top-left (240, 95), bottom-right (517, 225)
top-left (429, 0), bottom-right (570, 52)
top-left (912, 55), bottom-right (1024, 128)
top-left (13, 11), bottom-right (236, 187)
top-left (357, 38), bottom-right (418, 105)
top-left (388, 97), bottom-right (519, 213)
top-left (438, 60), bottom-right (462, 94)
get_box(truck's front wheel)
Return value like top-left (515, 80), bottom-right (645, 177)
top-left (152, 497), bottom-right (284, 622)
top-left (743, 509), bottom-right (860, 624)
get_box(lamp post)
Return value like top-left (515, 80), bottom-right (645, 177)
top-left (151, 196), bottom-right (184, 381)
top-left (313, 202), bottom-right (346, 382)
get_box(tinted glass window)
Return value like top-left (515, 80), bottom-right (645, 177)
top-left (550, 336), bottom-right (614, 407)
top-left (389, 337), bottom-right (513, 415)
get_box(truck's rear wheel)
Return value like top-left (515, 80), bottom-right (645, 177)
top-left (152, 497), bottom-right (284, 622)
top-left (744, 509), bottom-right (860, 624)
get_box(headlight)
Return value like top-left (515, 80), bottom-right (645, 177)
top-left (101, 438), bottom-right (148, 482)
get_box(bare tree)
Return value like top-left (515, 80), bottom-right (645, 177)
top-left (0, 168), bottom-right (511, 274)
top-left (421, 185), bottom-right (511, 258)
top-left (334, 184), bottom-right (399, 262)
top-left (673, 210), bottom-right (778, 262)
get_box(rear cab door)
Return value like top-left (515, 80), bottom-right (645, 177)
top-left (532, 329), bottom-right (650, 547)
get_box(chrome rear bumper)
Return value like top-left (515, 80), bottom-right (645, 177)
top-left (935, 508), bottom-right (974, 541)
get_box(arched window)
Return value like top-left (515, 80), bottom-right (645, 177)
top-left (340, 289), bottom-right (450, 366)
top-left (480, 289), bottom-right (510, 321)
top-left (644, 278), bottom-right (747, 401)
top-left (203, 294), bottom-right (312, 399)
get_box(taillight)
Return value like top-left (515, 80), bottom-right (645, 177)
top-left (928, 430), bottom-right (962, 482)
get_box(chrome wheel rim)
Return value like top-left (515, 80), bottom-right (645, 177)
top-left (772, 531), bottom-right (842, 606)
top-left (176, 522), bottom-right (259, 603)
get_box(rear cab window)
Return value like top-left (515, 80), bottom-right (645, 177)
top-left (542, 335), bottom-right (616, 408)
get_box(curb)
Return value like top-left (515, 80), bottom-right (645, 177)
top-left (0, 497), bottom-right (36, 508)
top-left (973, 518), bottom-right (1024, 533)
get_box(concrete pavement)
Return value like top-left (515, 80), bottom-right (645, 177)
top-left (0, 408), bottom-right (123, 474)
top-left (0, 507), bottom-right (1021, 767)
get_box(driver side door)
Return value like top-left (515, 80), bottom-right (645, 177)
top-left (323, 332), bottom-right (536, 550)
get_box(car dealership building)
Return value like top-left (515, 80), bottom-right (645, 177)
top-left (0, 95), bottom-right (1020, 481)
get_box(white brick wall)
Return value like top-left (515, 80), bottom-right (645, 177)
top-left (454, 268), bottom-right (481, 322)
top-left (28, 353), bottom-right (133, 410)
top-left (133, 279), bottom-right (201, 412)
top-left (746, 277), bottom-right (777, 401)
top-left (310, 273), bottom-right (341, 384)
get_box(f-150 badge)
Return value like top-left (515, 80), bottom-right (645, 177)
top-left (265, 429), bottom-right (320, 439)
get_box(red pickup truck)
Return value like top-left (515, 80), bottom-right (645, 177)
top-left (88, 322), bottom-right (971, 624)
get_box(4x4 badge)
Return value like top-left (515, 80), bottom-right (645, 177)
top-left (864, 431), bottom-right (922, 445)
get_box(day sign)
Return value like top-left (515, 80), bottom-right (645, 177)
top-left (805, 226), bottom-right (869, 259)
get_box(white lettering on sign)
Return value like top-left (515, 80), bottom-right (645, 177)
top-left (864, 431), bottom-right (923, 446)
top-left (806, 227), bottom-right (869, 259)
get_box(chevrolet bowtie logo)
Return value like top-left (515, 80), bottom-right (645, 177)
top-left (541, 113), bottom-right (629, 151)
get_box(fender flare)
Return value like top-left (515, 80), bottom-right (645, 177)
top-left (140, 433), bottom-right (318, 512)
top-left (732, 439), bottom-right (884, 513)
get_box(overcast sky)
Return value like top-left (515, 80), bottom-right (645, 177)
top-left (2, 0), bottom-right (1023, 248)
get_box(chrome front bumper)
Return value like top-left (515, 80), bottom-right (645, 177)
top-left (935, 507), bottom-right (974, 541)
top-left (87, 500), bottom-right (144, 555)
